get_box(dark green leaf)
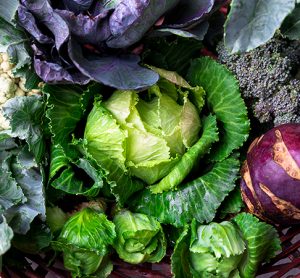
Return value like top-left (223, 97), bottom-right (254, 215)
top-left (224, 0), bottom-right (295, 53)
top-left (187, 57), bottom-right (249, 161)
top-left (49, 144), bottom-right (103, 197)
top-left (171, 225), bottom-right (192, 278)
top-left (281, 4), bottom-right (300, 40)
top-left (143, 37), bottom-right (202, 76)
top-left (44, 83), bottom-right (100, 152)
top-left (233, 213), bottom-right (281, 277)
top-left (130, 120), bottom-right (240, 227)
top-left (12, 223), bottom-right (52, 254)
top-left (218, 187), bottom-right (244, 219)
top-left (2, 96), bottom-right (46, 163)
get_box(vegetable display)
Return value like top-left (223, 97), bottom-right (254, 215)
top-left (1, 0), bottom-right (300, 277)
top-left (241, 123), bottom-right (300, 225)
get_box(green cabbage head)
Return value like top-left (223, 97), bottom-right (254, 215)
top-left (188, 220), bottom-right (245, 277)
top-left (113, 209), bottom-right (166, 264)
top-left (52, 207), bottom-right (116, 278)
top-left (84, 79), bottom-right (203, 193)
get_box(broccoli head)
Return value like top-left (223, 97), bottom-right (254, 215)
top-left (217, 36), bottom-right (300, 126)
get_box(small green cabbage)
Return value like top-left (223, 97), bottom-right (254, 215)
top-left (171, 214), bottom-right (281, 278)
top-left (84, 79), bottom-right (203, 193)
top-left (52, 207), bottom-right (116, 278)
top-left (189, 220), bottom-right (245, 277)
top-left (113, 209), bottom-right (166, 264)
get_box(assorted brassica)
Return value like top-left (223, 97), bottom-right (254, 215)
top-left (2, 0), bottom-right (298, 276)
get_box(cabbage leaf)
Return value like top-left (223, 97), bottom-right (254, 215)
top-left (130, 116), bottom-right (240, 227)
top-left (187, 57), bottom-right (250, 162)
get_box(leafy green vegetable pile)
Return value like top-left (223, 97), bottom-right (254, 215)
top-left (1, 0), bottom-right (300, 277)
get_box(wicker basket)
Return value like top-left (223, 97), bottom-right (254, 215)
top-left (2, 225), bottom-right (300, 278)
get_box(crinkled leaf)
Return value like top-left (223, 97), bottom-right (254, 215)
top-left (33, 55), bottom-right (91, 85)
top-left (130, 123), bottom-right (240, 227)
top-left (57, 208), bottom-right (116, 254)
top-left (56, 10), bottom-right (111, 46)
top-left (52, 208), bottom-right (115, 277)
top-left (49, 144), bottom-right (103, 197)
top-left (21, 0), bottom-right (70, 52)
top-left (224, 0), bottom-right (295, 53)
top-left (44, 83), bottom-right (100, 152)
top-left (4, 148), bottom-right (45, 234)
top-left (0, 216), bottom-right (13, 256)
top-left (106, 0), bottom-right (180, 48)
top-left (45, 84), bottom-right (105, 197)
top-left (187, 57), bottom-right (249, 161)
top-left (163, 0), bottom-right (214, 28)
top-left (0, 167), bottom-right (25, 214)
top-left (68, 38), bottom-right (159, 90)
top-left (149, 115), bottom-right (218, 193)
top-left (17, 5), bottom-right (53, 45)
top-left (233, 213), bottom-right (281, 277)
top-left (281, 4), bottom-right (300, 40)
top-left (2, 95), bottom-right (46, 163)
top-left (0, 17), bottom-right (31, 72)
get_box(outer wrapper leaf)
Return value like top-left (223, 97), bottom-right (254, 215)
top-left (224, 0), bottom-right (295, 53)
top-left (171, 225), bottom-right (192, 278)
top-left (187, 57), bottom-right (249, 162)
top-left (45, 84), bottom-right (105, 197)
top-left (233, 213), bottom-right (281, 278)
top-left (130, 116), bottom-right (240, 227)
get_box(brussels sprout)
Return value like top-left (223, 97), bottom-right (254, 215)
top-left (52, 207), bottom-right (116, 277)
top-left (113, 209), bottom-right (166, 264)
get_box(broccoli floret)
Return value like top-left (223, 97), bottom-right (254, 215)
top-left (217, 36), bottom-right (300, 126)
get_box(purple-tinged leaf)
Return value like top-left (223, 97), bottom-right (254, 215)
top-left (22, 0), bottom-right (70, 51)
top-left (163, 0), bottom-right (215, 28)
top-left (18, 5), bottom-right (53, 44)
top-left (55, 9), bottom-right (111, 46)
top-left (34, 56), bottom-right (90, 85)
top-left (106, 0), bottom-right (180, 48)
top-left (68, 38), bottom-right (159, 89)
